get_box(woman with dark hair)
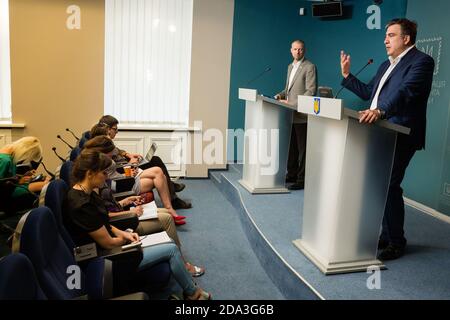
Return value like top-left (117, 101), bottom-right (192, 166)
top-left (89, 123), bottom-right (109, 139)
top-left (101, 190), bottom-right (205, 277)
top-left (83, 135), bottom-right (186, 223)
top-left (63, 150), bottom-right (210, 299)
top-left (97, 115), bottom-right (191, 210)
top-left (86, 129), bottom-right (205, 275)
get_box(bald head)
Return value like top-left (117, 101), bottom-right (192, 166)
top-left (291, 40), bottom-right (306, 62)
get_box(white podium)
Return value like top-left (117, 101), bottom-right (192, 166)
top-left (238, 88), bottom-right (297, 194)
top-left (293, 96), bottom-right (410, 274)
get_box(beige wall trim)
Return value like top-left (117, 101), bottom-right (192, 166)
top-left (404, 197), bottom-right (450, 225)
top-left (119, 126), bottom-right (202, 133)
top-left (0, 123), bottom-right (25, 128)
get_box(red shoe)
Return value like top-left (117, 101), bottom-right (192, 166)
top-left (175, 219), bottom-right (186, 225)
top-left (174, 215), bottom-right (186, 221)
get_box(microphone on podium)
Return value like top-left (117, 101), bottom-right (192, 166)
top-left (57, 135), bottom-right (74, 150)
top-left (246, 67), bottom-right (272, 87)
top-left (334, 58), bottom-right (374, 99)
top-left (52, 147), bottom-right (66, 162)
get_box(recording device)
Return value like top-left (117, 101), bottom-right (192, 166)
top-left (57, 135), bottom-right (74, 150)
top-left (66, 128), bottom-right (80, 141)
top-left (73, 243), bottom-right (98, 262)
top-left (14, 167), bottom-right (45, 183)
top-left (334, 58), bottom-right (374, 99)
top-left (318, 87), bottom-right (334, 98)
top-left (246, 67), bottom-right (272, 87)
top-left (52, 147), bottom-right (66, 162)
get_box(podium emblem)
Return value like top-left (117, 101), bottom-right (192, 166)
top-left (314, 98), bottom-right (321, 115)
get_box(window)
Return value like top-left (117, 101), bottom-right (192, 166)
top-left (104, 0), bottom-right (194, 128)
top-left (0, 0), bottom-right (12, 123)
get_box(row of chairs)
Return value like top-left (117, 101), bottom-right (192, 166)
top-left (0, 207), bottom-right (143, 300)
top-left (0, 179), bottom-right (171, 299)
top-left (0, 130), bottom-right (173, 299)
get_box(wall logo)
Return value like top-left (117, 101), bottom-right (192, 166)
top-left (314, 98), bottom-right (321, 115)
top-left (444, 183), bottom-right (450, 197)
top-left (417, 37), bottom-right (442, 76)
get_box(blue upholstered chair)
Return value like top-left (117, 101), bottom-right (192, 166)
top-left (41, 179), bottom-right (74, 249)
top-left (18, 207), bottom-right (96, 299)
top-left (0, 252), bottom-right (146, 300)
top-left (70, 146), bottom-right (82, 161)
top-left (78, 131), bottom-right (91, 149)
top-left (59, 160), bottom-right (73, 186)
top-left (0, 253), bottom-right (46, 300)
top-left (41, 180), bottom-right (170, 295)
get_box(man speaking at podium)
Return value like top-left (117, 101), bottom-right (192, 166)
top-left (275, 40), bottom-right (317, 190)
top-left (340, 18), bottom-right (435, 260)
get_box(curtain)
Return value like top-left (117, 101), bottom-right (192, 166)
top-left (104, 0), bottom-right (193, 128)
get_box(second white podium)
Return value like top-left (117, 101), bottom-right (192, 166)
top-left (238, 88), bottom-right (296, 194)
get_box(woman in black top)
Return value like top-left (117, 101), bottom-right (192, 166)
top-left (83, 135), bottom-right (186, 224)
top-left (63, 150), bottom-right (210, 300)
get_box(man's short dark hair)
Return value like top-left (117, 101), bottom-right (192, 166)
top-left (386, 18), bottom-right (418, 45)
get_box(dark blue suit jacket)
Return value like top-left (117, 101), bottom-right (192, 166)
top-left (342, 47), bottom-right (435, 150)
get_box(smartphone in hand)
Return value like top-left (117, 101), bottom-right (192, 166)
top-left (30, 174), bottom-right (45, 183)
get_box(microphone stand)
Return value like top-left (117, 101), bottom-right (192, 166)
top-left (66, 128), bottom-right (80, 141)
top-left (57, 135), bottom-right (74, 150)
top-left (52, 147), bottom-right (66, 162)
top-left (335, 59), bottom-right (374, 99)
top-left (246, 67), bottom-right (272, 87)
top-left (41, 161), bottom-right (56, 180)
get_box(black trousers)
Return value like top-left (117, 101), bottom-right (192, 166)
top-left (147, 156), bottom-right (177, 201)
top-left (286, 123), bottom-right (307, 184)
top-left (380, 136), bottom-right (417, 247)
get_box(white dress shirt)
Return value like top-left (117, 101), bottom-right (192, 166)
top-left (288, 58), bottom-right (304, 92)
top-left (370, 45), bottom-right (415, 110)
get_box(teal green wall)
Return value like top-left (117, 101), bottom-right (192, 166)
top-left (403, 0), bottom-right (450, 216)
top-left (227, 0), bottom-right (450, 217)
top-left (228, 0), bottom-right (407, 161)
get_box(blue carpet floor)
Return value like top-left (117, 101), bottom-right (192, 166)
top-left (166, 178), bottom-right (284, 300)
top-left (207, 164), bottom-right (450, 300)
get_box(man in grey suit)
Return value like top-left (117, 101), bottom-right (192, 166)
top-left (275, 40), bottom-right (317, 190)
